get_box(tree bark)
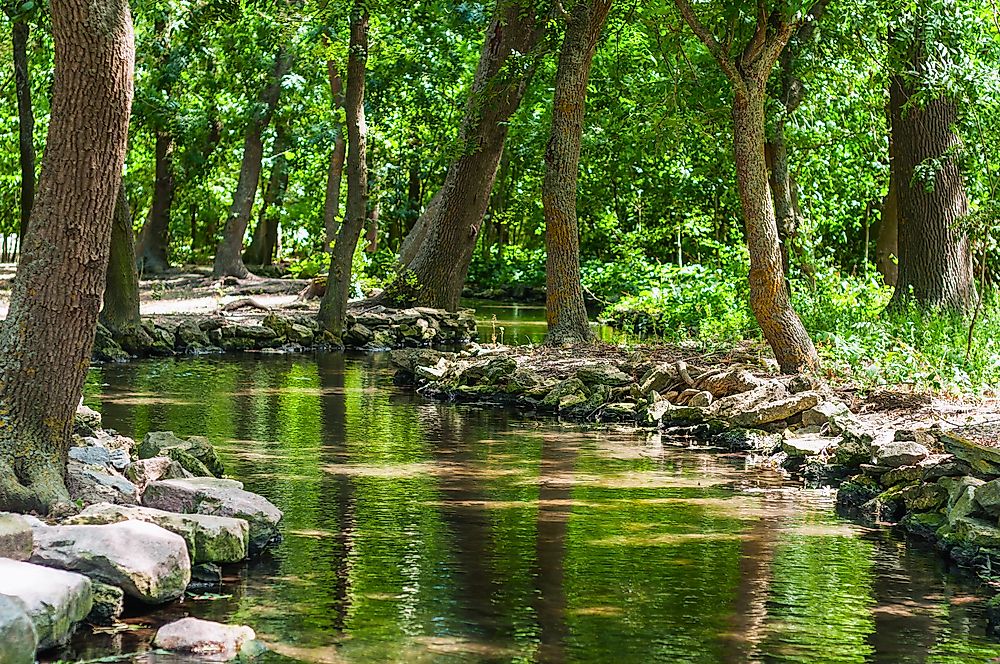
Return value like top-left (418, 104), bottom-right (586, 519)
top-left (0, 0), bottom-right (134, 514)
top-left (888, 60), bottom-right (973, 311)
top-left (212, 48), bottom-right (293, 278)
top-left (135, 130), bottom-right (175, 273)
top-left (11, 17), bottom-right (35, 244)
top-left (244, 125), bottom-right (290, 266)
top-left (101, 185), bottom-right (140, 334)
top-left (391, 0), bottom-right (546, 309)
top-left (543, 0), bottom-right (611, 345)
top-left (318, 4), bottom-right (368, 343)
top-left (323, 60), bottom-right (346, 251)
top-left (876, 166), bottom-right (899, 285)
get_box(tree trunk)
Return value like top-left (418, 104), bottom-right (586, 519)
top-left (318, 4), bottom-right (368, 343)
top-left (212, 48), bottom-right (293, 279)
top-left (0, 0), bottom-right (134, 514)
top-left (11, 18), bottom-right (35, 244)
top-left (101, 185), bottom-right (140, 334)
top-left (323, 60), bottom-right (346, 251)
top-left (543, 0), bottom-right (611, 345)
top-left (244, 125), bottom-right (290, 266)
top-left (135, 130), bottom-right (175, 273)
top-left (876, 167), bottom-right (899, 285)
top-left (888, 65), bottom-right (973, 311)
top-left (392, 0), bottom-right (545, 309)
top-left (733, 88), bottom-right (819, 373)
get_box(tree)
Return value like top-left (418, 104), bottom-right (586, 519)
top-left (213, 46), bottom-right (294, 279)
top-left (390, 0), bottom-right (546, 310)
top-left (318, 2), bottom-right (368, 343)
top-left (5, 1), bottom-right (37, 243)
top-left (887, 7), bottom-right (975, 312)
top-left (543, 0), bottom-right (612, 345)
top-left (673, 0), bottom-right (820, 373)
top-left (101, 185), bottom-right (141, 336)
top-left (0, 0), bottom-right (134, 513)
top-left (324, 56), bottom-right (347, 250)
top-left (244, 123), bottom-right (291, 266)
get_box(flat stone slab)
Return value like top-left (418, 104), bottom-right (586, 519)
top-left (0, 513), bottom-right (33, 561)
top-left (30, 520), bottom-right (190, 604)
top-left (0, 558), bottom-right (92, 650)
top-left (781, 433), bottom-right (830, 458)
top-left (0, 593), bottom-right (37, 663)
top-left (68, 503), bottom-right (249, 563)
top-left (143, 478), bottom-right (281, 554)
top-left (154, 617), bottom-right (263, 660)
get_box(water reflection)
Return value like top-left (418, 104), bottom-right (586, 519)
top-left (53, 354), bottom-right (1000, 663)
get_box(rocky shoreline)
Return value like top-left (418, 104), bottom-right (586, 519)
top-left (0, 406), bottom-right (281, 662)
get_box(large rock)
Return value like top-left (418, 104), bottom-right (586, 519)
top-left (0, 558), bottom-right (92, 649)
top-left (68, 503), bottom-right (249, 563)
top-left (143, 478), bottom-right (281, 554)
top-left (0, 513), bottom-right (33, 560)
top-left (74, 404), bottom-right (103, 434)
top-left (138, 431), bottom-right (225, 478)
top-left (726, 392), bottom-right (821, 428)
top-left (0, 594), bottom-right (37, 664)
top-left (940, 430), bottom-right (1000, 477)
top-left (945, 516), bottom-right (1000, 549)
top-left (575, 363), bottom-right (631, 387)
top-left (972, 479), bottom-right (1000, 517)
top-left (30, 521), bottom-right (191, 604)
top-left (66, 461), bottom-right (139, 506)
top-left (781, 433), bottom-right (831, 459)
top-left (872, 440), bottom-right (930, 468)
top-left (87, 581), bottom-right (125, 627)
top-left (154, 617), bottom-right (263, 660)
top-left (801, 400), bottom-right (850, 427)
top-left (125, 457), bottom-right (193, 491)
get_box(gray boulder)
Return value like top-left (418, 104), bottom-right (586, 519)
top-left (30, 520), bottom-right (191, 604)
top-left (138, 431), bottom-right (225, 478)
top-left (781, 433), bottom-right (830, 459)
top-left (801, 400), bottom-right (850, 427)
top-left (727, 392), bottom-right (821, 428)
top-left (0, 558), bottom-right (92, 649)
top-left (87, 581), bottom-right (125, 627)
top-left (872, 440), bottom-right (930, 468)
top-left (154, 617), bottom-right (264, 661)
top-left (0, 513), bottom-right (33, 560)
top-left (940, 476), bottom-right (984, 524)
top-left (68, 503), bottom-right (249, 563)
top-left (973, 479), bottom-right (1000, 517)
top-left (143, 478), bottom-right (280, 554)
top-left (0, 594), bottom-right (37, 664)
top-left (576, 363), bottom-right (631, 387)
top-left (66, 461), bottom-right (139, 506)
top-left (940, 430), bottom-right (1000, 477)
top-left (125, 457), bottom-right (193, 491)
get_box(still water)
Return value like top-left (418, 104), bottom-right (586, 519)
top-left (54, 353), bottom-right (1000, 663)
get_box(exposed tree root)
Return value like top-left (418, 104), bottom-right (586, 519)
top-left (0, 455), bottom-right (70, 515)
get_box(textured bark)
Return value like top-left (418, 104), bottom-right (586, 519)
top-left (244, 125), bottom-right (290, 266)
top-left (543, 0), bottom-right (611, 345)
top-left (888, 65), bottom-right (973, 311)
top-left (318, 4), bottom-right (368, 343)
top-left (0, 0), bottom-right (134, 513)
top-left (11, 18), bottom-right (35, 243)
top-left (135, 130), bottom-right (175, 273)
top-left (101, 185), bottom-right (140, 334)
top-left (323, 60), bottom-right (346, 250)
top-left (393, 1), bottom-right (546, 309)
top-left (213, 48), bottom-right (293, 278)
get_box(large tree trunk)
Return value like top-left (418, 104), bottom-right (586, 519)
top-left (11, 17), bottom-right (35, 244)
top-left (135, 129), bottom-right (175, 273)
top-left (101, 185), bottom-right (141, 335)
top-left (391, 1), bottom-right (545, 310)
top-left (733, 88), bottom-right (819, 373)
top-left (318, 4), bottom-right (368, 343)
top-left (323, 60), bottom-right (346, 251)
top-left (212, 48), bottom-right (293, 279)
top-left (543, 0), bottom-right (611, 345)
top-left (244, 125), bottom-right (290, 266)
top-left (0, 0), bottom-right (134, 514)
top-left (888, 61), bottom-right (973, 311)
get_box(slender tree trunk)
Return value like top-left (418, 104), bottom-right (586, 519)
top-left (11, 18), bottom-right (35, 243)
top-left (0, 0), bottom-right (134, 513)
top-left (318, 4), bottom-right (368, 343)
top-left (213, 48), bottom-right (293, 279)
top-left (877, 170), bottom-right (899, 285)
top-left (543, 0), bottom-right (611, 345)
top-left (888, 64), bottom-right (973, 310)
top-left (324, 60), bottom-right (346, 251)
top-left (101, 185), bottom-right (140, 334)
top-left (244, 125), bottom-right (290, 266)
top-left (392, 1), bottom-right (546, 309)
top-left (135, 130), bottom-right (175, 273)
top-left (365, 201), bottom-right (380, 253)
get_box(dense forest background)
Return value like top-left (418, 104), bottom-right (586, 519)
top-left (1, 0), bottom-right (999, 391)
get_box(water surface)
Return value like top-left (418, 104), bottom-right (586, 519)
top-left (51, 353), bottom-right (1000, 663)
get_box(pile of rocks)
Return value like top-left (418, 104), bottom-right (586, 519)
top-left (0, 405), bottom-right (282, 662)
top-left (94, 306), bottom-right (479, 361)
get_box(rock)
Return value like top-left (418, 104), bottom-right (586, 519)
top-left (575, 363), bottom-right (631, 387)
top-left (143, 478), bottom-right (281, 554)
top-left (939, 476), bottom-right (984, 524)
top-left (696, 368), bottom-right (765, 398)
top-left (176, 320), bottom-right (212, 349)
top-left (30, 520), bottom-right (191, 604)
top-left (74, 404), bottom-right (103, 433)
top-left (880, 465), bottom-right (923, 487)
top-left (781, 433), bottom-right (830, 459)
top-left (68, 445), bottom-right (113, 467)
top-left (600, 402), bottom-right (638, 421)
top-left (166, 446), bottom-right (214, 477)
top-left (638, 363), bottom-right (678, 396)
top-left (646, 399), bottom-right (705, 425)
top-left (973, 479), bottom-right (1000, 517)
top-left (834, 427), bottom-right (874, 468)
top-left (86, 581), bottom-right (125, 626)
top-left (189, 562), bottom-right (223, 590)
top-left (899, 483), bottom-right (947, 511)
top-left (66, 461), bottom-right (140, 506)
top-left (715, 428), bottom-right (782, 453)
top-left (0, 558), bottom-right (92, 649)
top-left (0, 594), bottom-right (36, 664)
top-left (837, 476), bottom-right (882, 508)
top-left (542, 378), bottom-right (588, 409)
top-left (872, 441), bottom-right (930, 468)
top-left (126, 457), bottom-right (193, 491)
top-left (688, 390), bottom-right (714, 407)
top-left (139, 432), bottom-right (224, 478)
top-left (68, 503), bottom-right (249, 564)
top-left (945, 516), bottom-right (1000, 549)
top-left (726, 392), bottom-right (821, 428)
top-left (921, 455), bottom-right (972, 481)
top-left (939, 430), bottom-right (1000, 477)
top-left (154, 617), bottom-right (262, 661)
top-left (0, 512), bottom-right (34, 560)
top-left (92, 323), bottom-right (130, 362)
top-left (287, 323), bottom-right (314, 345)
top-left (801, 400), bottom-right (850, 427)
